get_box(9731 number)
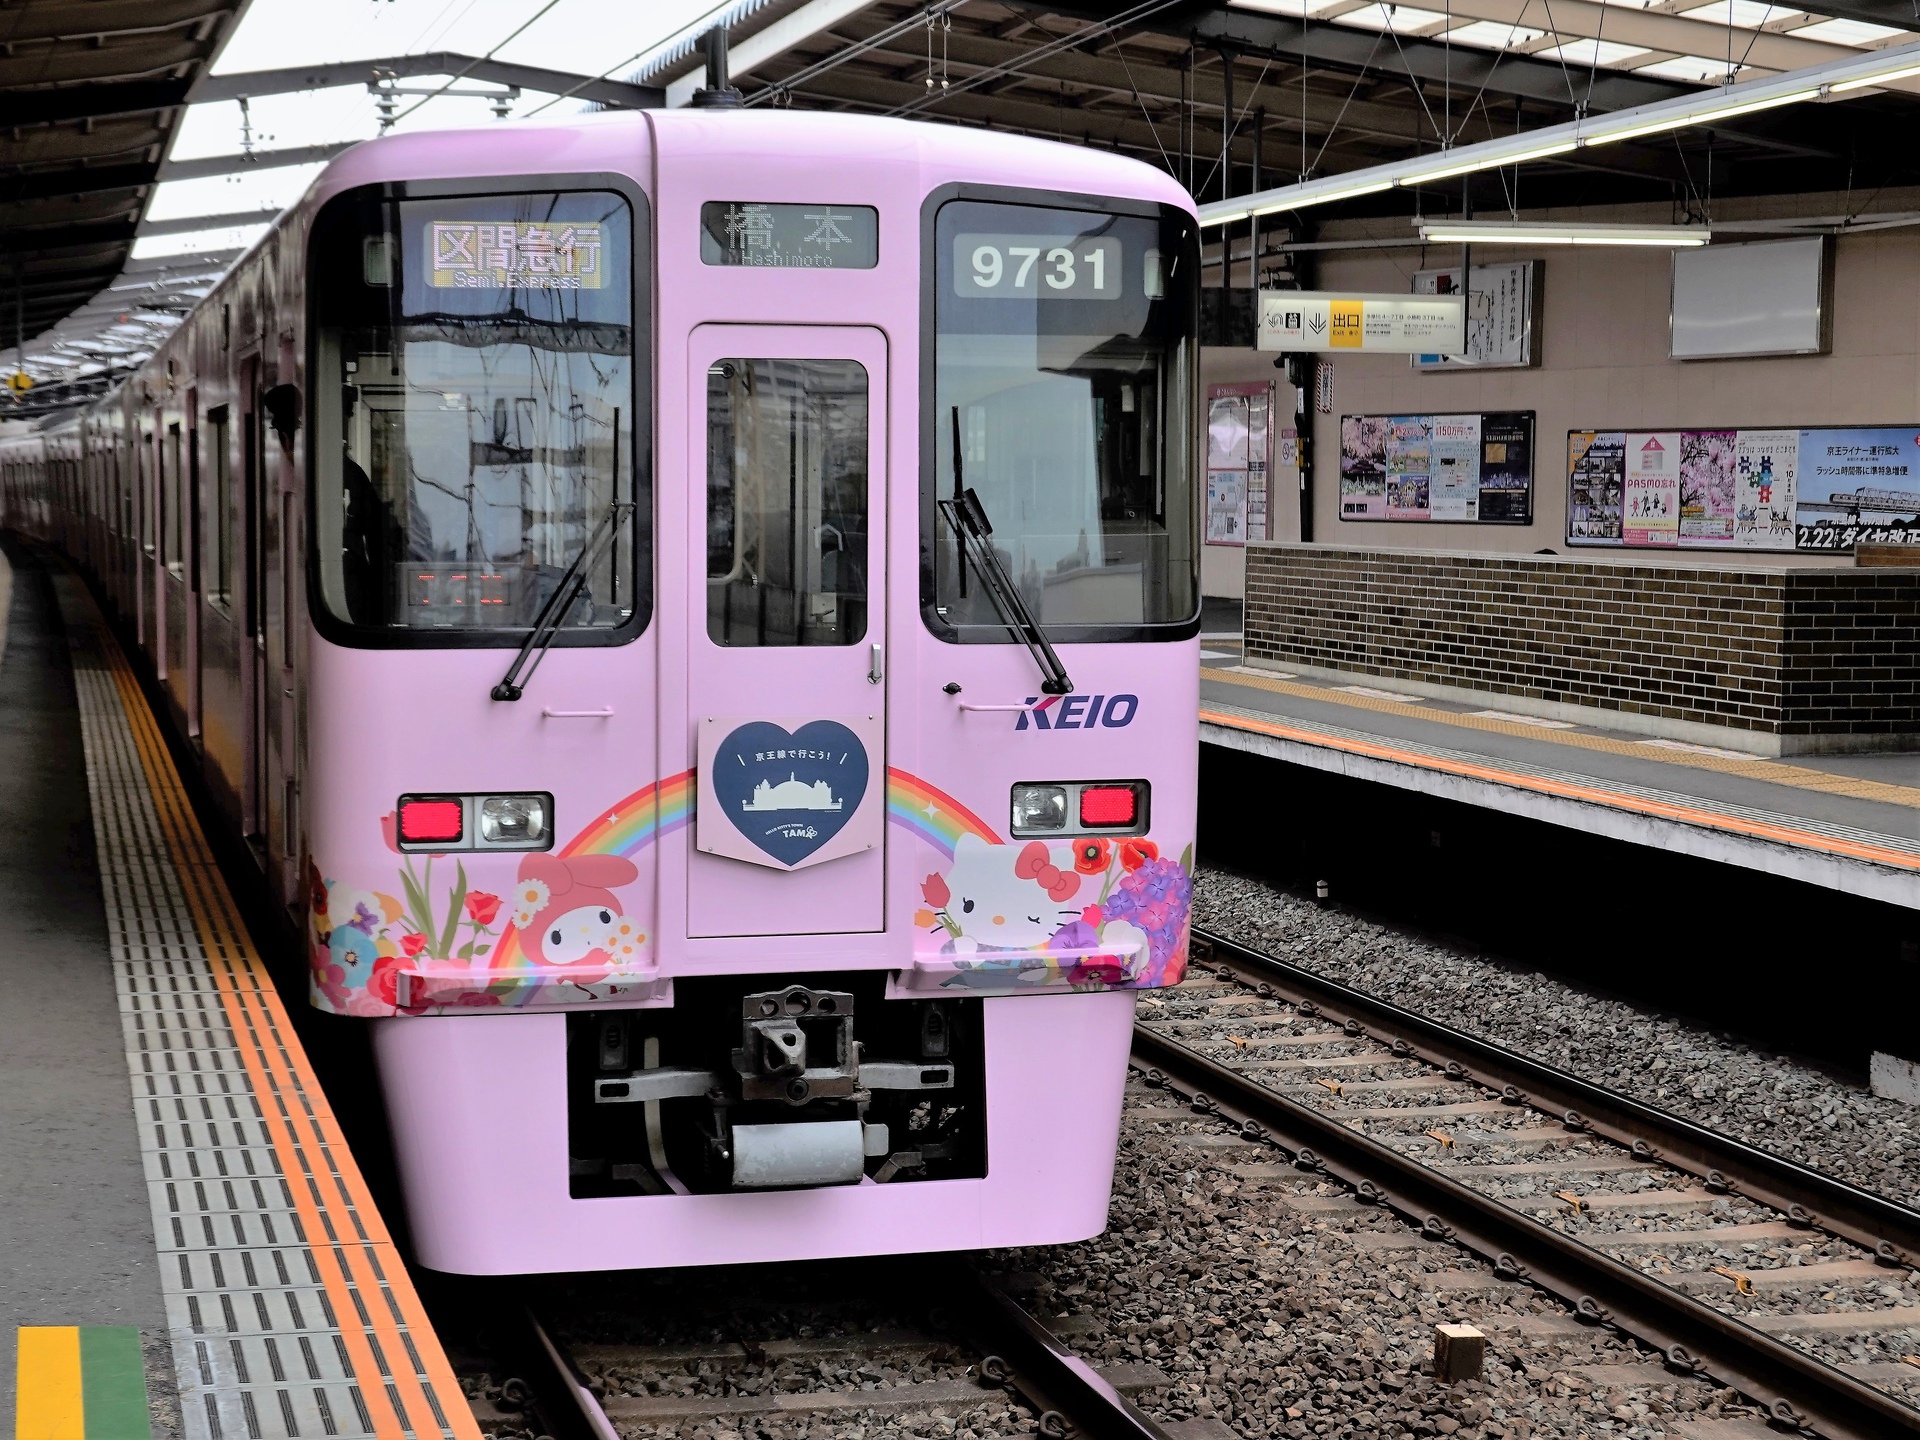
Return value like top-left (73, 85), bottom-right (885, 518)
top-left (953, 235), bottom-right (1123, 300)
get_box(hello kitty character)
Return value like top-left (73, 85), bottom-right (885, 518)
top-left (511, 853), bottom-right (645, 969)
top-left (934, 834), bottom-right (1082, 953)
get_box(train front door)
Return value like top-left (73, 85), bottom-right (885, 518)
top-left (685, 324), bottom-right (888, 939)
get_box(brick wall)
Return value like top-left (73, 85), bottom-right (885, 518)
top-left (1243, 545), bottom-right (1920, 742)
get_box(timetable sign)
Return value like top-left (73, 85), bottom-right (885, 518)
top-left (701, 202), bottom-right (879, 269)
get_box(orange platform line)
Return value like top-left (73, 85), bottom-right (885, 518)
top-left (1201, 706), bottom-right (1920, 875)
top-left (88, 604), bottom-right (480, 1440)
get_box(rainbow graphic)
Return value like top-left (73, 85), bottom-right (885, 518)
top-left (557, 770), bottom-right (697, 859)
top-left (885, 768), bottom-right (1000, 857)
top-left (482, 768), bottom-right (991, 981)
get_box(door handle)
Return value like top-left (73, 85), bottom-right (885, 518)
top-left (868, 643), bottom-right (883, 685)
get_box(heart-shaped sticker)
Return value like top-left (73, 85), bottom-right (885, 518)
top-left (708, 720), bottom-right (871, 867)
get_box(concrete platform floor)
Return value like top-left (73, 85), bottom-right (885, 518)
top-left (0, 536), bottom-right (177, 1436)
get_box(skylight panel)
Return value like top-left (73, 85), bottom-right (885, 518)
top-left (1788, 16), bottom-right (1906, 43)
top-left (1536, 38), bottom-right (1652, 64)
top-left (1443, 19), bottom-right (1549, 46)
top-left (1229, 0), bottom-right (1353, 14)
top-left (1678, 1), bottom-right (1803, 28)
top-left (1335, 4), bottom-right (1454, 32)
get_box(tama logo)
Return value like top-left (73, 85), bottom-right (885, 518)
top-left (1015, 693), bottom-right (1139, 731)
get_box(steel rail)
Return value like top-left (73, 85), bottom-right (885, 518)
top-left (949, 1265), bottom-right (1173, 1440)
top-left (1132, 1017), bottom-right (1920, 1438)
top-left (1189, 927), bottom-right (1920, 1267)
top-left (521, 1268), bottom-right (1172, 1440)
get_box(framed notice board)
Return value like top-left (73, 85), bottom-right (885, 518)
top-left (1339, 411), bottom-right (1534, 524)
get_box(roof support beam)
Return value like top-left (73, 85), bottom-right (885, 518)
top-left (156, 141), bottom-right (355, 181)
top-left (137, 208), bottom-right (279, 236)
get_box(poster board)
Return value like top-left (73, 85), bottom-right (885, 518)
top-left (1566, 423), bottom-right (1920, 552)
top-left (1339, 411), bottom-right (1534, 524)
top-left (1411, 261), bottom-right (1541, 370)
top-left (1206, 382), bottom-right (1274, 545)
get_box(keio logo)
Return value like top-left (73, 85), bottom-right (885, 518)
top-left (1015, 693), bottom-right (1139, 731)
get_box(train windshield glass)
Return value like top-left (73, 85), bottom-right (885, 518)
top-left (310, 187), bottom-right (642, 640)
top-left (930, 198), bottom-right (1198, 639)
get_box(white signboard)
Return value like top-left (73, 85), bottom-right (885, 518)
top-left (1412, 261), bottom-right (1539, 370)
top-left (1258, 291), bottom-right (1465, 354)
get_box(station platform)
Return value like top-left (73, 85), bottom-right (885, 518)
top-left (1198, 630), bottom-right (1920, 911)
top-left (0, 540), bottom-right (479, 1440)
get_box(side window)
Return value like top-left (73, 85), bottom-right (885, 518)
top-left (165, 422), bottom-right (183, 575)
top-left (705, 358), bottom-right (869, 647)
top-left (209, 406), bottom-right (233, 606)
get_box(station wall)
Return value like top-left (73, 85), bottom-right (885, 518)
top-left (1198, 189), bottom-right (1920, 571)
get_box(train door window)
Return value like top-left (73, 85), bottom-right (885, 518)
top-left (187, 415), bottom-right (202, 595)
top-left (706, 358), bottom-right (868, 647)
top-left (139, 429), bottom-right (153, 556)
top-left (165, 422), bottom-right (183, 576)
top-left (209, 405), bottom-right (233, 608)
top-left (308, 183), bottom-right (648, 645)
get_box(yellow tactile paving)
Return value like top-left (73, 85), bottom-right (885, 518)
top-left (1203, 666), bottom-right (1920, 813)
top-left (60, 577), bottom-right (483, 1440)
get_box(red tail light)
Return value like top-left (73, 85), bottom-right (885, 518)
top-left (398, 798), bottom-right (463, 844)
top-left (1079, 785), bottom-right (1138, 827)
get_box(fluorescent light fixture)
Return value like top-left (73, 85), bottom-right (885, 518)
top-left (1195, 36), bottom-right (1920, 227)
top-left (1417, 221), bottom-right (1711, 246)
top-left (1399, 140), bottom-right (1576, 185)
top-left (1590, 87), bottom-right (1820, 144)
top-left (1830, 61), bottom-right (1920, 91)
top-left (1251, 179), bottom-right (1395, 215)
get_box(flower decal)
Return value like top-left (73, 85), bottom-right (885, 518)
top-left (400, 932), bottom-right (428, 958)
top-left (921, 872), bottom-right (951, 908)
top-left (465, 891), bottom-right (502, 927)
top-left (1119, 838), bottom-right (1160, 873)
top-left (513, 877), bottom-right (552, 928)
top-left (1072, 838), bottom-right (1112, 874)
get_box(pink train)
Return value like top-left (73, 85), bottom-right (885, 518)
top-left (0, 108), bottom-right (1201, 1272)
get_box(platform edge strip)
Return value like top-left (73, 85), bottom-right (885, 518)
top-left (59, 579), bottom-right (480, 1440)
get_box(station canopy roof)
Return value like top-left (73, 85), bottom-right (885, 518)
top-left (6, 0), bottom-right (1920, 422)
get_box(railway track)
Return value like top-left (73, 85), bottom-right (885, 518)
top-left (469, 1262), bottom-right (1175, 1440)
top-left (1126, 928), bottom-right (1920, 1440)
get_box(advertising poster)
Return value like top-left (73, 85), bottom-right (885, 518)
top-left (1678, 430), bottom-right (1737, 546)
top-left (1794, 426), bottom-right (1920, 551)
top-left (1246, 391), bottom-right (1271, 542)
top-left (1623, 432), bottom-right (1681, 546)
top-left (1205, 385), bottom-right (1268, 546)
top-left (1340, 414), bottom-right (1389, 519)
top-left (1429, 414), bottom-right (1481, 521)
top-left (1478, 412), bottom-right (1535, 524)
top-left (1735, 430), bottom-right (1797, 549)
top-left (1568, 432), bottom-right (1625, 543)
top-left (1385, 416), bottom-right (1434, 520)
top-left (1341, 411), bottom-right (1533, 524)
top-left (1206, 471), bottom-right (1248, 543)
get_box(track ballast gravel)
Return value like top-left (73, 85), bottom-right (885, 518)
top-left (1192, 866), bottom-right (1920, 1211)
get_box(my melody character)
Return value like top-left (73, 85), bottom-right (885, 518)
top-left (928, 835), bottom-right (1083, 953)
top-left (511, 853), bottom-right (646, 970)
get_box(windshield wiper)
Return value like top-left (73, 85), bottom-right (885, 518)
top-left (940, 407), bottom-right (1073, 697)
top-left (492, 500), bottom-right (635, 701)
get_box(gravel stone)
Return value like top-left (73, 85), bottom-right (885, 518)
top-left (1193, 866), bottom-right (1920, 1209)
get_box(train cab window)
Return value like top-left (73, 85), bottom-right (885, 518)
top-left (308, 183), bottom-right (647, 644)
top-left (706, 358), bottom-right (869, 647)
top-left (926, 196), bottom-right (1199, 641)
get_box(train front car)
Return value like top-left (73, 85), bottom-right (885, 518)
top-left (308, 109), bottom-right (1201, 1273)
